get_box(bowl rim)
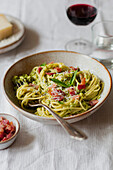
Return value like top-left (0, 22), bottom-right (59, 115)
top-left (3, 50), bottom-right (112, 121)
top-left (0, 113), bottom-right (20, 144)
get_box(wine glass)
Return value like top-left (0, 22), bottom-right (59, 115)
top-left (65, 0), bottom-right (98, 54)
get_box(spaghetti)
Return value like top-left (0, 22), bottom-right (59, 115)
top-left (12, 62), bottom-right (104, 117)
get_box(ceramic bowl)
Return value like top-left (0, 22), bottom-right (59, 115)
top-left (3, 50), bottom-right (112, 124)
top-left (0, 113), bottom-right (20, 149)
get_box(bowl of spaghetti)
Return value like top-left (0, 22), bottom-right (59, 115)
top-left (3, 51), bottom-right (112, 124)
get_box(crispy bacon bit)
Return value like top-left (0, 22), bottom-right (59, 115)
top-left (78, 84), bottom-right (86, 90)
top-left (70, 90), bottom-right (75, 96)
top-left (48, 87), bottom-right (65, 101)
top-left (38, 67), bottom-right (42, 74)
top-left (0, 117), bottom-right (16, 142)
top-left (69, 66), bottom-right (78, 71)
top-left (6, 133), bottom-right (13, 139)
top-left (51, 91), bottom-right (58, 97)
top-left (72, 95), bottom-right (80, 100)
top-left (81, 78), bottom-right (86, 85)
top-left (2, 119), bottom-right (9, 126)
top-left (89, 100), bottom-right (98, 106)
top-left (0, 128), bottom-right (4, 133)
top-left (53, 96), bottom-right (64, 101)
top-left (5, 124), bottom-right (12, 134)
top-left (46, 72), bottom-right (56, 76)
top-left (2, 137), bottom-right (7, 141)
top-left (67, 87), bottom-right (76, 96)
top-left (78, 77), bottom-right (86, 90)
top-left (70, 87), bottom-right (75, 96)
top-left (48, 84), bottom-right (57, 95)
top-left (57, 89), bottom-right (66, 96)
top-left (54, 67), bottom-right (62, 73)
top-left (48, 88), bottom-right (52, 95)
top-left (49, 89), bottom-right (65, 97)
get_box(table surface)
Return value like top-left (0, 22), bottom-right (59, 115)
top-left (0, 0), bottom-right (113, 170)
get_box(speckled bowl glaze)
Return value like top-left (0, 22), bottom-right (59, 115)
top-left (0, 113), bottom-right (20, 150)
top-left (3, 51), bottom-right (112, 124)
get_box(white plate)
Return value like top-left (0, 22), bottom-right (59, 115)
top-left (0, 14), bottom-right (25, 54)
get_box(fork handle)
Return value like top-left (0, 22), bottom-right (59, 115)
top-left (30, 103), bottom-right (87, 140)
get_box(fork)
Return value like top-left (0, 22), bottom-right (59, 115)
top-left (28, 102), bottom-right (87, 141)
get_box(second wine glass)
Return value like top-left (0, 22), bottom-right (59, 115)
top-left (65, 0), bottom-right (98, 54)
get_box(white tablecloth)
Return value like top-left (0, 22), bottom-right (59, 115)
top-left (0, 0), bottom-right (113, 170)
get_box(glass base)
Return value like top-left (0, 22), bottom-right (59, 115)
top-left (65, 39), bottom-right (93, 55)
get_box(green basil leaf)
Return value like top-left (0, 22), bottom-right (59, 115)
top-left (50, 78), bottom-right (70, 88)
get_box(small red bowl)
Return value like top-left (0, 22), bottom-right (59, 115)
top-left (0, 113), bottom-right (20, 150)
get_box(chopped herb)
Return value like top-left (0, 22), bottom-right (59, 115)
top-left (70, 70), bottom-right (77, 85)
top-left (50, 78), bottom-right (70, 88)
top-left (40, 62), bottom-right (46, 66)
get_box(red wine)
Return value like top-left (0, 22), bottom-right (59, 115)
top-left (67, 4), bottom-right (97, 26)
